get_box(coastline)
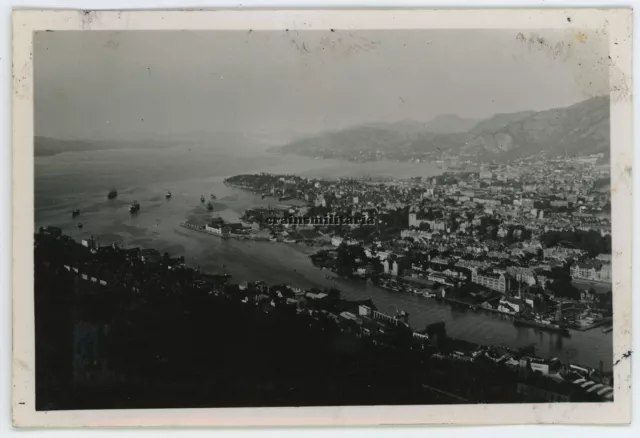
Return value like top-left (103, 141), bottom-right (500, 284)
top-left (37, 228), bottom-right (607, 379)
top-left (32, 155), bottom-right (612, 372)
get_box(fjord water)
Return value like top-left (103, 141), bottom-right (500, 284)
top-left (34, 142), bottom-right (613, 371)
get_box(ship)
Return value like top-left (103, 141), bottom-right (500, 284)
top-left (378, 282), bottom-right (402, 293)
top-left (71, 209), bottom-right (80, 218)
top-left (165, 191), bottom-right (172, 199)
top-left (514, 317), bottom-right (570, 336)
top-left (200, 195), bottom-right (205, 203)
top-left (206, 202), bottom-right (214, 211)
top-left (129, 201), bottom-right (140, 213)
top-left (107, 189), bottom-right (118, 200)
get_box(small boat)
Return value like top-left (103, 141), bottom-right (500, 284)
top-left (261, 194), bottom-right (267, 199)
top-left (206, 202), bottom-right (214, 211)
top-left (129, 201), bottom-right (140, 213)
top-left (107, 189), bottom-right (118, 200)
top-left (422, 292), bottom-right (436, 298)
top-left (165, 191), bottom-right (172, 199)
top-left (602, 326), bottom-right (613, 333)
top-left (200, 195), bottom-right (205, 203)
top-left (71, 209), bottom-right (80, 218)
top-left (77, 222), bottom-right (83, 229)
top-left (210, 194), bottom-right (217, 200)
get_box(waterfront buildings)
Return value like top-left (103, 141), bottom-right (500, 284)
top-left (471, 268), bottom-right (508, 293)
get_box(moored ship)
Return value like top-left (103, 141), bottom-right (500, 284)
top-left (514, 317), bottom-right (570, 336)
top-left (129, 201), bottom-right (140, 213)
top-left (107, 189), bottom-right (118, 199)
top-left (377, 281), bottom-right (403, 293)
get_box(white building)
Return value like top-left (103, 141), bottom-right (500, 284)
top-left (471, 269), bottom-right (507, 293)
top-left (391, 261), bottom-right (399, 277)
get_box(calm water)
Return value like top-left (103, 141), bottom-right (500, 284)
top-left (35, 142), bottom-right (613, 371)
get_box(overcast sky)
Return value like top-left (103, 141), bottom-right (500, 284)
top-left (34, 29), bottom-right (609, 141)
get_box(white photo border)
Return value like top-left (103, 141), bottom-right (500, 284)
top-left (11, 8), bottom-right (633, 427)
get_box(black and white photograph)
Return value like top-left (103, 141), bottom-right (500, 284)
top-left (11, 9), bottom-right (633, 427)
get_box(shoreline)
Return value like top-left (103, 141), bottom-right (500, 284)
top-left (37, 228), bottom-right (608, 378)
top-left (33, 178), bottom-right (613, 372)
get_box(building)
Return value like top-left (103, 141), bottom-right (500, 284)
top-left (400, 229), bottom-right (432, 240)
top-left (498, 297), bottom-right (523, 314)
top-left (422, 188), bottom-right (435, 199)
top-left (408, 213), bottom-right (426, 228)
top-left (544, 246), bottom-right (584, 257)
top-left (474, 198), bottom-right (502, 206)
top-left (506, 266), bottom-right (536, 286)
top-left (471, 269), bottom-right (507, 293)
top-left (480, 171), bottom-right (493, 180)
top-left (425, 220), bottom-right (447, 232)
top-left (570, 262), bottom-right (611, 282)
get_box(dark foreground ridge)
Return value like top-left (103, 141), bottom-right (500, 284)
top-left (35, 227), bottom-right (613, 410)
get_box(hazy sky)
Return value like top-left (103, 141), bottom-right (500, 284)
top-left (34, 29), bottom-right (609, 141)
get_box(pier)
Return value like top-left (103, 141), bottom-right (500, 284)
top-left (179, 222), bottom-right (231, 239)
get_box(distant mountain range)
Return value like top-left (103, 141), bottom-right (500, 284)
top-left (34, 131), bottom-right (280, 157)
top-left (274, 96), bottom-right (610, 163)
